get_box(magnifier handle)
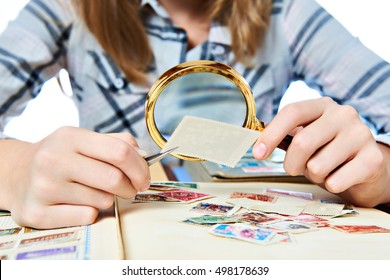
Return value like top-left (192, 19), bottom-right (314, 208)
top-left (276, 134), bottom-right (293, 151)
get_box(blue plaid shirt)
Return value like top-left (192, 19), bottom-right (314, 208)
top-left (0, 0), bottom-right (389, 150)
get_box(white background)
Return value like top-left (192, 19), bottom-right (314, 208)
top-left (1, 1), bottom-right (390, 276)
top-left (0, 0), bottom-right (390, 142)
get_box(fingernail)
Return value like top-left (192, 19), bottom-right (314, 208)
top-left (253, 142), bottom-right (268, 159)
top-left (141, 178), bottom-right (151, 192)
top-left (135, 147), bottom-right (148, 158)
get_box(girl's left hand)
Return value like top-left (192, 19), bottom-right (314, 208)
top-left (252, 97), bottom-right (390, 207)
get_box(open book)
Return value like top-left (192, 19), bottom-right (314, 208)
top-left (2, 163), bottom-right (390, 260)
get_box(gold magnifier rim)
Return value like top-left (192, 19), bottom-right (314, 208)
top-left (145, 60), bottom-right (262, 161)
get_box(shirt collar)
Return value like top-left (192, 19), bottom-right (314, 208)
top-left (140, 0), bottom-right (231, 46)
top-left (140, 0), bottom-right (170, 18)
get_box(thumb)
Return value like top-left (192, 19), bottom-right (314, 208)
top-left (108, 132), bottom-right (139, 147)
top-left (252, 119), bottom-right (293, 160)
top-left (252, 140), bottom-right (269, 160)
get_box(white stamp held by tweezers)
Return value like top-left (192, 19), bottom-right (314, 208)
top-left (162, 115), bottom-right (260, 167)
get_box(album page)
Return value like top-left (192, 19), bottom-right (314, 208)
top-left (116, 181), bottom-right (390, 260)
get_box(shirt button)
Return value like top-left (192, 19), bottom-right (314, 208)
top-left (114, 78), bottom-right (125, 89)
top-left (212, 45), bottom-right (225, 55)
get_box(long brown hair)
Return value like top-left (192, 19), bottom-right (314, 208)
top-left (74, 0), bottom-right (272, 85)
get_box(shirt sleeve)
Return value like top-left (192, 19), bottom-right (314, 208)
top-left (281, 0), bottom-right (390, 135)
top-left (0, 0), bottom-right (75, 136)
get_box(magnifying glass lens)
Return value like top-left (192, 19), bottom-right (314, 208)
top-left (154, 72), bottom-right (247, 138)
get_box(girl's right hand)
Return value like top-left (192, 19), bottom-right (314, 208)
top-left (3, 126), bottom-right (150, 229)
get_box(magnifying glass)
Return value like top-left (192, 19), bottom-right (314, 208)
top-left (145, 60), bottom-right (292, 161)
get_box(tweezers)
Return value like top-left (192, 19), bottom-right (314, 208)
top-left (144, 146), bottom-right (178, 166)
